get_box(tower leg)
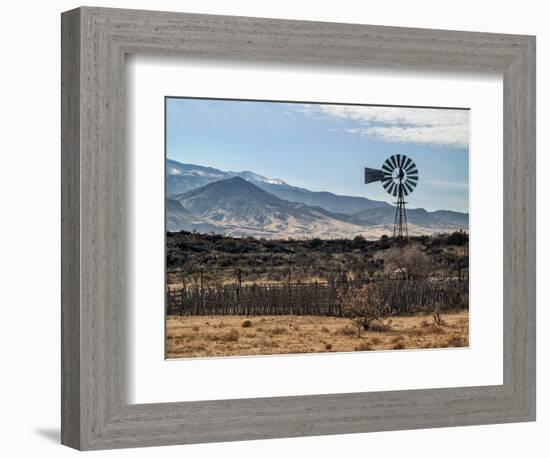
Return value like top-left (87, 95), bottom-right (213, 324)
top-left (393, 186), bottom-right (408, 239)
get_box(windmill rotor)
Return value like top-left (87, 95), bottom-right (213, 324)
top-left (364, 154), bottom-right (419, 239)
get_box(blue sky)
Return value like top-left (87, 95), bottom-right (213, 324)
top-left (166, 98), bottom-right (469, 213)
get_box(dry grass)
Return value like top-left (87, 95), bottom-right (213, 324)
top-left (166, 311), bottom-right (469, 359)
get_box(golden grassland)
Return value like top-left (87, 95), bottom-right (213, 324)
top-left (165, 311), bottom-right (469, 359)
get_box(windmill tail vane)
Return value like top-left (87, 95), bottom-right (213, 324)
top-left (364, 154), bottom-right (418, 239)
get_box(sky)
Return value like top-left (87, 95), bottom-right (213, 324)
top-left (166, 97), bottom-right (470, 213)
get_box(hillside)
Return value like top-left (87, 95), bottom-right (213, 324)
top-left (171, 177), bottom-right (370, 239)
top-left (166, 159), bottom-right (469, 238)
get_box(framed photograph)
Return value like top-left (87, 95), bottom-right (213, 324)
top-left (61, 6), bottom-right (536, 450)
top-left (164, 97), bottom-right (470, 359)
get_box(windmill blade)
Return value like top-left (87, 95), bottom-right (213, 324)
top-left (395, 154), bottom-right (402, 168)
top-left (364, 167), bottom-right (384, 184)
top-left (387, 182), bottom-right (396, 196)
top-left (407, 169), bottom-right (418, 178)
top-left (405, 177), bottom-right (418, 188)
top-left (382, 161), bottom-right (394, 174)
top-left (381, 176), bottom-right (393, 185)
top-left (393, 183), bottom-right (401, 197)
top-left (389, 155), bottom-right (398, 170)
top-left (405, 161), bottom-right (417, 173)
top-left (402, 156), bottom-right (413, 171)
top-left (382, 179), bottom-right (393, 192)
top-left (405, 157), bottom-right (416, 170)
top-left (404, 181), bottom-right (414, 195)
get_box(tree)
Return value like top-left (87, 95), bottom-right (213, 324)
top-left (338, 283), bottom-right (390, 337)
top-left (373, 243), bottom-right (433, 279)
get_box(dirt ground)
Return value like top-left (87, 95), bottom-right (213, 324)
top-left (166, 311), bottom-right (469, 359)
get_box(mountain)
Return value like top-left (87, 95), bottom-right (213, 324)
top-left (430, 210), bottom-right (469, 228)
top-left (166, 198), bottom-right (223, 233)
top-left (166, 159), bottom-right (469, 239)
top-left (170, 177), bottom-right (372, 239)
top-left (167, 159), bottom-right (388, 214)
top-left (352, 207), bottom-right (469, 231)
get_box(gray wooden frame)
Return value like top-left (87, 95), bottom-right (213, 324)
top-left (61, 6), bottom-right (536, 451)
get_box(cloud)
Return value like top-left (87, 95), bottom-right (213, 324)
top-left (299, 104), bottom-right (469, 148)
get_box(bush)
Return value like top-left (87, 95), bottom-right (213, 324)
top-left (221, 329), bottom-right (239, 342)
top-left (368, 321), bottom-right (390, 333)
top-left (338, 325), bottom-right (357, 336)
top-left (432, 303), bottom-right (446, 326)
top-left (338, 283), bottom-right (390, 337)
top-left (241, 320), bottom-right (253, 328)
top-left (268, 326), bottom-right (287, 336)
top-left (374, 244), bottom-right (433, 279)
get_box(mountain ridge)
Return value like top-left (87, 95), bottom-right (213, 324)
top-left (171, 176), bottom-right (371, 239)
top-left (168, 173), bottom-right (468, 239)
top-left (167, 159), bottom-right (390, 213)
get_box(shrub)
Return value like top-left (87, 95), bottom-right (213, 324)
top-left (445, 333), bottom-right (468, 347)
top-left (373, 243), bottom-right (433, 279)
top-left (354, 342), bottom-right (373, 351)
top-left (269, 326), bottom-right (287, 336)
top-left (368, 321), bottom-right (390, 333)
top-left (424, 324), bottom-right (445, 335)
top-left (221, 329), bottom-right (239, 342)
top-left (432, 302), bottom-right (446, 326)
top-left (241, 319), bottom-right (253, 328)
top-left (338, 283), bottom-right (390, 337)
top-left (390, 336), bottom-right (403, 345)
top-left (338, 325), bottom-right (357, 336)
top-left (325, 343), bottom-right (333, 350)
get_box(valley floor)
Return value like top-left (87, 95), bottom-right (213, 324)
top-left (166, 311), bottom-right (469, 359)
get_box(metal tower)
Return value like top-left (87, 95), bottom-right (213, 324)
top-left (364, 154), bottom-right (418, 239)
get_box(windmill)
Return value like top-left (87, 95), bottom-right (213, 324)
top-left (364, 154), bottom-right (418, 239)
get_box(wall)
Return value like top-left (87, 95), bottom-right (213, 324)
top-left (0, 0), bottom-right (546, 456)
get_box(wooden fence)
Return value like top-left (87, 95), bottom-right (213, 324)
top-left (166, 277), bottom-right (468, 317)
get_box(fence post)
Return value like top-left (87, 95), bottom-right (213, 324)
top-left (287, 259), bottom-right (292, 289)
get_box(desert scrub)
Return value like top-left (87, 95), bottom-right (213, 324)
top-left (220, 329), bottom-right (239, 342)
top-left (354, 341), bottom-right (373, 351)
top-left (268, 326), bottom-right (287, 336)
top-left (338, 324), bottom-right (357, 337)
